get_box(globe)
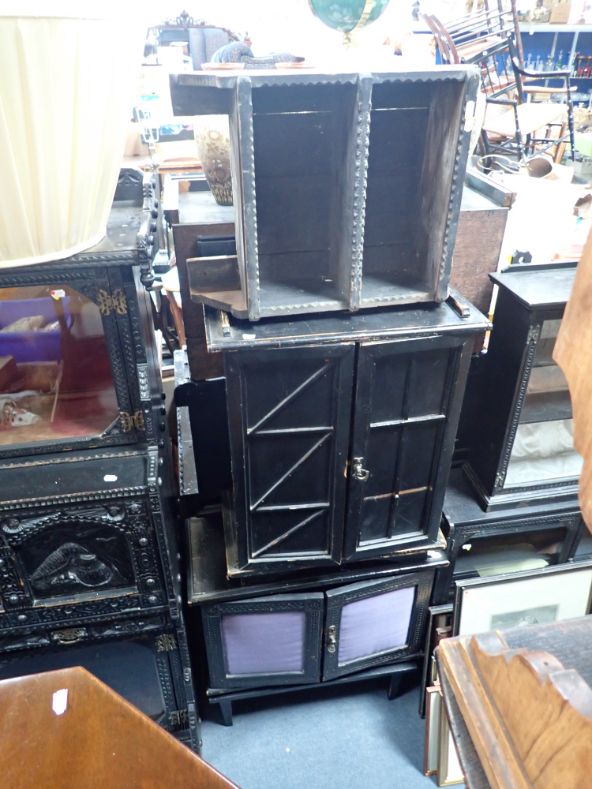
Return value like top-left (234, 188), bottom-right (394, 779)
top-left (308, 0), bottom-right (392, 35)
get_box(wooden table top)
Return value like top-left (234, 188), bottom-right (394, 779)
top-left (0, 666), bottom-right (238, 789)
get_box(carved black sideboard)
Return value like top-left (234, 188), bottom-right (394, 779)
top-left (201, 299), bottom-right (488, 576)
top-left (0, 171), bottom-right (199, 750)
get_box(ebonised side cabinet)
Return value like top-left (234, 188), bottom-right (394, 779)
top-left (463, 264), bottom-right (580, 510)
top-left (187, 513), bottom-right (448, 724)
top-left (203, 299), bottom-right (488, 576)
top-left (0, 170), bottom-right (200, 750)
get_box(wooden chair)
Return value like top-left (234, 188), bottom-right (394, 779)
top-left (425, 10), bottom-right (575, 162)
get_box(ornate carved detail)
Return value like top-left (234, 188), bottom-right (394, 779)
top-left (349, 75), bottom-right (372, 307)
top-left (497, 322), bottom-right (543, 484)
top-left (120, 410), bottom-right (146, 432)
top-left (156, 633), bottom-right (178, 652)
top-left (96, 288), bottom-right (128, 316)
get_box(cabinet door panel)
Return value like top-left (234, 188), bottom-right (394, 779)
top-left (226, 345), bottom-right (355, 572)
top-left (323, 572), bottom-right (432, 680)
top-left (202, 593), bottom-right (324, 689)
top-left (344, 337), bottom-right (467, 560)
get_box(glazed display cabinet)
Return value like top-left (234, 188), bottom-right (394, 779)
top-left (463, 264), bottom-right (581, 509)
top-left (433, 469), bottom-right (581, 603)
top-left (0, 170), bottom-right (200, 751)
top-left (170, 67), bottom-right (479, 319)
top-left (187, 513), bottom-right (447, 724)
top-left (202, 298), bottom-right (488, 576)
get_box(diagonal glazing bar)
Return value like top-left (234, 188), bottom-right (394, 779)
top-left (251, 508), bottom-right (325, 558)
top-left (247, 364), bottom-right (328, 435)
top-left (250, 432), bottom-right (331, 510)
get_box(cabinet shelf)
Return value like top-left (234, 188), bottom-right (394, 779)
top-left (520, 389), bottom-right (572, 423)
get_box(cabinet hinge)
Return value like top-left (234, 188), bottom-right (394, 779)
top-left (155, 634), bottom-right (177, 652)
top-left (96, 288), bottom-right (128, 316)
top-left (120, 410), bottom-right (145, 432)
top-left (169, 708), bottom-right (189, 728)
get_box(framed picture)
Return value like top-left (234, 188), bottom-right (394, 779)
top-left (437, 705), bottom-right (464, 786)
top-left (453, 561), bottom-right (592, 636)
top-left (419, 603), bottom-right (453, 717)
top-left (423, 685), bottom-right (442, 776)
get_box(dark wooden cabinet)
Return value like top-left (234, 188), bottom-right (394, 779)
top-left (463, 264), bottom-right (580, 509)
top-left (0, 616), bottom-right (198, 747)
top-left (0, 171), bottom-right (200, 751)
top-left (188, 513), bottom-right (445, 723)
top-left (170, 69), bottom-right (479, 319)
top-left (202, 300), bottom-right (488, 575)
top-left (433, 469), bottom-right (581, 603)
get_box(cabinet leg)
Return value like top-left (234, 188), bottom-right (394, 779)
top-left (387, 674), bottom-right (404, 700)
top-left (217, 699), bottom-right (233, 726)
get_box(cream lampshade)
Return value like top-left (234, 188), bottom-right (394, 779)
top-left (0, 3), bottom-right (145, 267)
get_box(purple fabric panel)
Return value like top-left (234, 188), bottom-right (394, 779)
top-left (221, 611), bottom-right (305, 675)
top-left (337, 586), bottom-right (416, 665)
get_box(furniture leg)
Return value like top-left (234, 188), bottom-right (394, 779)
top-left (217, 699), bottom-right (233, 726)
top-left (387, 673), bottom-right (404, 700)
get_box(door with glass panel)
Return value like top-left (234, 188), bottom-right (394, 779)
top-left (504, 317), bottom-right (583, 488)
top-left (344, 338), bottom-right (466, 561)
top-left (0, 273), bottom-right (142, 456)
top-left (202, 593), bottom-right (324, 689)
top-left (322, 573), bottom-right (430, 680)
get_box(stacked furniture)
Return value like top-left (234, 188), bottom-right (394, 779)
top-left (169, 67), bottom-right (498, 724)
top-left (419, 261), bottom-right (586, 771)
top-left (0, 170), bottom-right (200, 751)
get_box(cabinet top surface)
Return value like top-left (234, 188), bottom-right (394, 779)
top-left (204, 297), bottom-right (489, 351)
top-left (490, 265), bottom-right (575, 310)
top-left (177, 189), bottom-right (234, 227)
top-left (443, 468), bottom-right (580, 527)
top-left (0, 198), bottom-right (148, 278)
top-left (187, 513), bottom-right (447, 604)
top-left (172, 65), bottom-right (475, 90)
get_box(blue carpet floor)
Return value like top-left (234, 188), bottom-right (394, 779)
top-left (201, 680), bottom-right (435, 788)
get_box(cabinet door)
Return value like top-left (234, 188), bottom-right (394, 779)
top-left (202, 593), bottom-right (324, 689)
top-left (322, 572), bottom-right (431, 680)
top-left (344, 337), bottom-right (468, 560)
top-left (0, 269), bottom-right (144, 458)
top-left (225, 344), bottom-right (355, 573)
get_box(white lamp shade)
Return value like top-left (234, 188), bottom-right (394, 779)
top-left (0, 12), bottom-right (145, 267)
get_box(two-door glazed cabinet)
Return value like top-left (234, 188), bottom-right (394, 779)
top-left (0, 170), bottom-right (199, 750)
top-left (187, 513), bottom-right (448, 724)
top-left (463, 263), bottom-right (581, 510)
top-left (202, 298), bottom-right (488, 576)
top-left (170, 67), bottom-right (479, 319)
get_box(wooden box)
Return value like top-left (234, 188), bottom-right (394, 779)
top-left (170, 68), bottom-right (479, 320)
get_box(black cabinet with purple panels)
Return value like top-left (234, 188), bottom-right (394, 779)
top-left (203, 299), bottom-right (488, 576)
top-left (187, 512), bottom-right (447, 724)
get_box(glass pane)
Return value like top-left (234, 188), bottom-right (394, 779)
top-left (533, 318), bottom-right (561, 367)
top-left (454, 528), bottom-right (566, 580)
top-left (0, 285), bottom-right (119, 448)
top-left (222, 611), bottom-right (305, 676)
top-left (505, 419), bottom-right (583, 486)
top-left (506, 317), bottom-right (582, 486)
top-left (337, 586), bottom-right (415, 665)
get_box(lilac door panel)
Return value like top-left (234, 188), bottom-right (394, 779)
top-left (222, 611), bottom-right (306, 675)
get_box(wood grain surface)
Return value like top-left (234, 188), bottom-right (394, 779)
top-left (555, 227), bottom-right (592, 530)
top-left (438, 627), bottom-right (592, 788)
top-left (0, 667), bottom-right (237, 789)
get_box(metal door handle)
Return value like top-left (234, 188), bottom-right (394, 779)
top-left (327, 625), bottom-right (337, 654)
top-left (351, 457), bottom-right (370, 481)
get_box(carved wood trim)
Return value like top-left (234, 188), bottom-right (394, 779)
top-left (438, 631), bottom-right (592, 788)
